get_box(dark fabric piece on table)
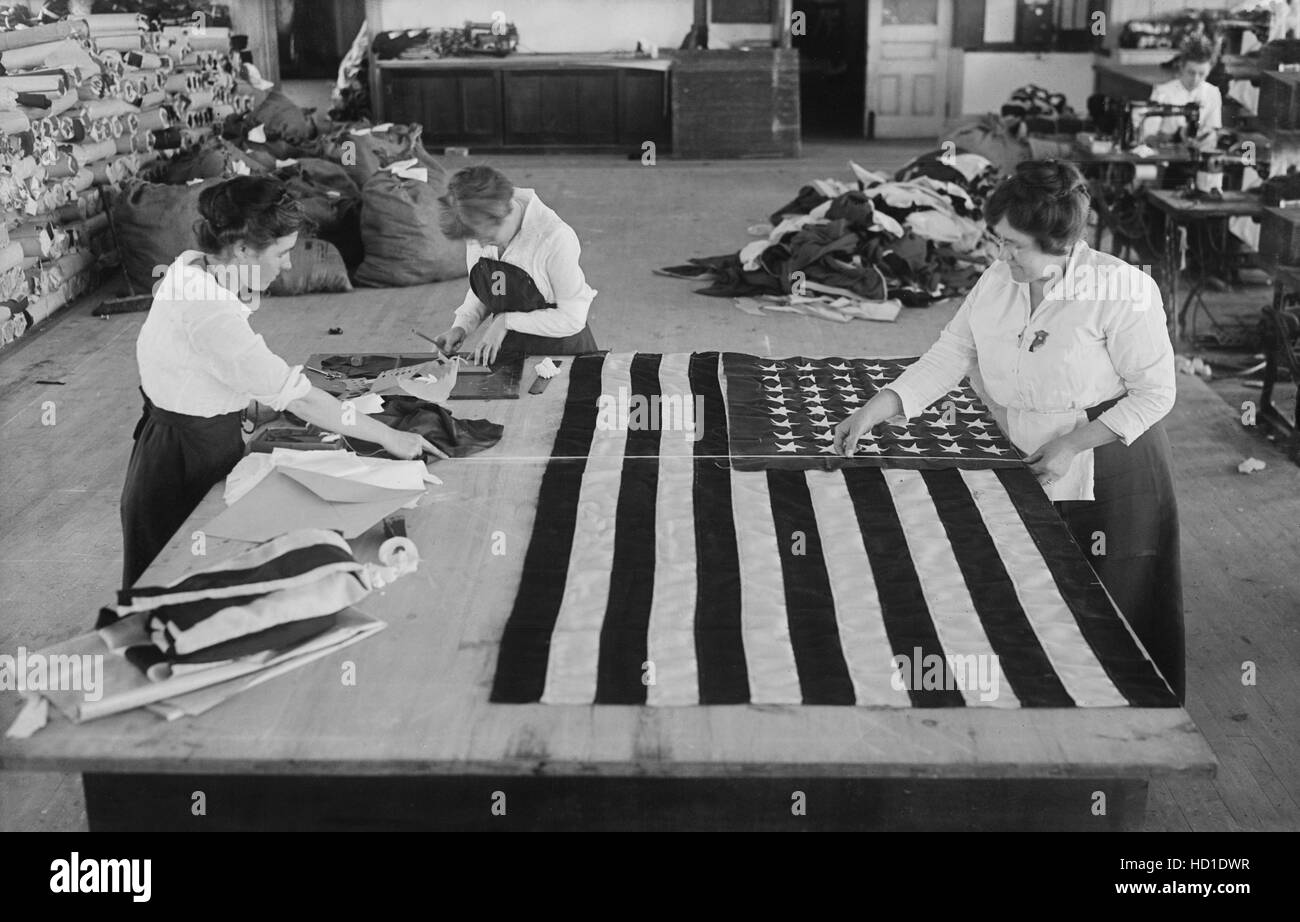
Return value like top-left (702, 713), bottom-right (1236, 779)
top-left (346, 396), bottom-right (503, 459)
top-left (318, 353), bottom-right (431, 377)
top-left (769, 184), bottom-right (831, 224)
top-left (491, 353), bottom-right (606, 703)
top-left (1054, 408), bottom-right (1185, 703)
top-left (120, 392), bottom-right (243, 590)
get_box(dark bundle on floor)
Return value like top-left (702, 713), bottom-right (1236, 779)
top-left (658, 154), bottom-right (997, 321)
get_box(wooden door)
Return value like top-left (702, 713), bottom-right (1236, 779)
top-left (866, 0), bottom-right (952, 138)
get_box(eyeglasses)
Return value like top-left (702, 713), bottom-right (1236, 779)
top-left (986, 231), bottom-right (1033, 259)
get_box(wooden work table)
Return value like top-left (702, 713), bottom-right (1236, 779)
top-left (0, 359), bottom-right (1215, 830)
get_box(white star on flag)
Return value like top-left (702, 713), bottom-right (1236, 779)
top-left (760, 364), bottom-right (783, 372)
top-left (776, 441), bottom-right (800, 453)
top-left (967, 418), bottom-right (988, 429)
top-left (863, 364), bottom-right (885, 372)
top-left (796, 363), bottom-right (817, 372)
top-left (819, 444), bottom-right (838, 453)
top-left (971, 431), bottom-right (994, 441)
top-left (855, 442), bottom-right (883, 453)
top-left (901, 444), bottom-right (926, 454)
top-left (981, 445), bottom-right (1008, 454)
top-left (770, 406), bottom-right (792, 416)
top-left (842, 392), bottom-right (862, 403)
top-left (828, 362), bottom-right (850, 371)
top-left (813, 431), bottom-right (835, 442)
top-left (940, 442), bottom-right (965, 454)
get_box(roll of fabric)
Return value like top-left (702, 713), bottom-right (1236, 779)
top-left (77, 75), bottom-right (105, 100)
top-left (91, 155), bottom-right (128, 185)
top-left (114, 132), bottom-right (136, 154)
top-left (69, 139), bottom-right (115, 166)
top-left (44, 153), bottom-right (78, 179)
top-left (137, 106), bottom-right (170, 130)
top-left (0, 73), bottom-right (68, 94)
top-left (45, 87), bottom-right (79, 118)
top-left (124, 50), bottom-right (163, 71)
top-left (94, 34), bottom-right (145, 54)
top-left (68, 167), bottom-right (94, 194)
top-left (138, 89), bottom-right (166, 110)
top-left (0, 109), bottom-right (33, 136)
top-left (151, 126), bottom-right (181, 150)
top-left (78, 97), bottom-right (136, 120)
top-left (10, 224), bottom-right (64, 259)
top-left (84, 12), bottom-right (147, 35)
top-left (0, 21), bottom-right (81, 53)
top-left (1, 39), bottom-right (72, 71)
top-left (0, 240), bottom-right (25, 272)
top-left (181, 89), bottom-right (214, 110)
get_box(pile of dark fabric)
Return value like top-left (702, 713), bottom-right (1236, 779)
top-left (112, 82), bottom-right (467, 294)
top-left (1001, 84), bottom-right (1085, 137)
top-left (659, 155), bottom-right (996, 320)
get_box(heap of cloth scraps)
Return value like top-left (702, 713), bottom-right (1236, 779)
top-left (658, 154), bottom-right (998, 321)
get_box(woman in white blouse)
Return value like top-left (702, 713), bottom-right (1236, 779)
top-left (833, 160), bottom-right (1184, 701)
top-left (122, 176), bottom-right (441, 588)
top-left (430, 166), bottom-right (598, 365)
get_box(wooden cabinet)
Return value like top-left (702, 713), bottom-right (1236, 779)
top-left (377, 59), bottom-right (669, 152)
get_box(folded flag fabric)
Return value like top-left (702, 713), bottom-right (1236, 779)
top-left (97, 529), bottom-right (373, 665)
top-left (722, 353), bottom-right (1020, 471)
top-left (489, 352), bottom-right (1179, 708)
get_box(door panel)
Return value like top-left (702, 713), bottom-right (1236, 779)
top-left (866, 0), bottom-right (951, 138)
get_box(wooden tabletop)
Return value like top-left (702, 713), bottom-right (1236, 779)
top-left (0, 360), bottom-right (1216, 781)
top-left (1144, 188), bottom-right (1264, 219)
top-left (377, 54), bottom-right (672, 73)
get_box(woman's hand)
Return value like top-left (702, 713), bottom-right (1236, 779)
top-left (433, 327), bottom-right (467, 356)
top-left (473, 314), bottom-right (510, 366)
top-left (382, 429), bottom-right (447, 461)
top-left (833, 404), bottom-right (890, 456)
top-left (1024, 435), bottom-right (1078, 485)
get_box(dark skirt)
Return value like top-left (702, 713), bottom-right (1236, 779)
top-left (498, 323), bottom-right (598, 362)
top-left (1054, 414), bottom-right (1185, 703)
top-left (120, 393), bottom-right (244, 589)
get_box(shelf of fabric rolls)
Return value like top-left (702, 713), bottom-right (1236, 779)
top-left (0, 11), bottom-right (248, 352)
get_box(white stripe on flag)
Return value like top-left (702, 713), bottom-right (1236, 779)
top-left (729, 469), bottom-right (803, 704)
top-left (541, 353), bottom-right (635, 704)
top-left (959, 469), bottom-right (1129, 707)
top-left (884, 469), bottom-right (1021, 708)
top-left (804, 471), bottom-right (912, 707)
top-left (645, 352), bottom-right (700, 706)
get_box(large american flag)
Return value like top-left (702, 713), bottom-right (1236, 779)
top-left (490, 353), bottom-right (1178, 708)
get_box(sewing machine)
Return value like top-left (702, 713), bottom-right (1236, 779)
top-left (1121, 100), bottom-right (1201, 152)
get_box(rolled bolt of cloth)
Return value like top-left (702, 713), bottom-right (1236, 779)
top-left (0, 109), bottom-right (33, 135)
top-left (0, 73), bottom-right (70, 95)
top-left (0, 240), bottom-right (25, 273)
top-left (9, 223), bottom-right (67, 259)
top-left (44, 152), bottom-right (79, 179)
top-left (83, 12), bottom-right (148, 34)
top-left (123, 51), bottom-right (163, 71)
top-left (0, 38), bottom-right (98, 72)
top-left (179, 89), bottom-right (215, 111)
top-left (92, 154), bottom-right (135, 185)
top-left (76, 75), bottom-right (104, 100)
top-left (77, 97), bottom-right (138, 121)
top-left (93, 34), bottom-right (147, 54)
top-left (1, 272), bottom-right (26, 305)
top-left (0, 21), bottom-right (84, 53)
top-left (163, 72), bottom-right (204, 94)
top-left (136, 90), bottom-right (165, 110)
top-left (179, 127), bottom-right (208, 150)
top-left (22, 257), bottom-right (59, 296)
top-left (68, 167), bottom-right (95, 194)
top-left (69, 139), bottom-right (116, 166)
top-left (137, 106), bottom-right (171, 131)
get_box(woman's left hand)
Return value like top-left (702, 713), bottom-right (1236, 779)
top-left (1024, 436), bottom-right (1078, 486)
top-left (474, 314), bottom-right (509, 366)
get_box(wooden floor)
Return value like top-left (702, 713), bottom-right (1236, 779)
top-left (1, 140), bottom-right (1297, 831)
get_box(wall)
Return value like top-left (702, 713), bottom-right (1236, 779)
top-left (955, 50), bottom-right (1097, 114)
top-left (373, 0), bottom-right (695, 54)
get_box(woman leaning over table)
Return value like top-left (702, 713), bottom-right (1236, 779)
top-left (833, 159), bottom-right (1184, 702)
top-left (120, 176), bottom-right (443, 589)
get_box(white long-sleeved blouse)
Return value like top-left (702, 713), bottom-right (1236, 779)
top-left (886, 240), bottom-right (1175, 501)
top-left (137, 250), bottom-right (312, 417)
top-left (451, 188), bottom-right (597, 338)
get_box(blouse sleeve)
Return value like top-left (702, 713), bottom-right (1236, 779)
top-left (452, 241), bottom-right (488, 333)
top-left (1094, 285), bottom-right (1176, 445)
top-left (188, 307), bottom-right (312, 411)
top-left (502, 229), bottom-right (593, 338)
top-left (885, 275), bottom-right (982, 419)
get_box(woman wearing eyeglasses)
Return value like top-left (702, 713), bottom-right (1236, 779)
top-left (121, 176), bottom-right (443, 589)
top-left (833, 159), bottom-right (1183, 701)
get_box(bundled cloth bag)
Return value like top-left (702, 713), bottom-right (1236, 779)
top-left (112, 177), bottom-right (221, 294)
top-left (275, 157), bottom-right (363, 268)
top-left (249, 87), bottom-right (318, 147)
top-left (95, 529), bottom-right (410, 674)
top-left (354, 163), bottom-right (466, 287)
top-left (345, 396), bottom-right (503, 459)
top-left (145, 137), bottom-right (266, 184)
top-left (267, 237), bottom-right (353, 296)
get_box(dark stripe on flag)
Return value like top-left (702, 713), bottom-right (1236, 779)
top-left (689, 352), bottom-right (749, 704)
top-left (490, 354), bottom-right (606, 703)
top-left (766, 469), bottom-right (856, 705)
top-left (995, 468), bottom-right (1179, 707)
top-left (920, 470), bottom-right (1076, 707)
top-left (121, 544), bottom-right (356, 602)
top-left (596, 354), bottom-right (663, 703)
top-left (841, 467), bottom-right (966, 707)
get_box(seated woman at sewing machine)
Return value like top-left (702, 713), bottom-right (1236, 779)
top-left (833, 160), bottom-right (1184, 703)
top-left (1140, 35), bottom-right (1221, 151)
top-left (430, 166), bottom-right (599, 365)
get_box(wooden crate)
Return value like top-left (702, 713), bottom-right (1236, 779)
top-left (670, 49), bottom-right (800, 159)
